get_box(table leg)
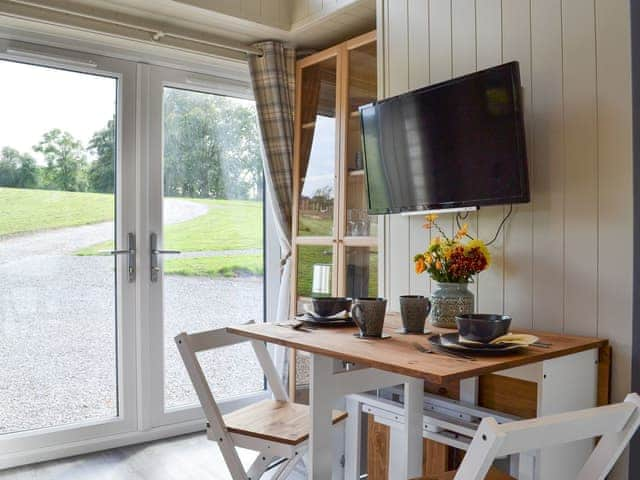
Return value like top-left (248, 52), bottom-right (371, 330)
top-left (535, 348), bottom-right (599, 479)
top-left (310, 353), bottom-right (335, 480)
top-left (400, 378), bottom-right (424, 480)
top-left (344, 396), bottom-right (363, 479)
top-left (459, 377), bottom-right (479, 405)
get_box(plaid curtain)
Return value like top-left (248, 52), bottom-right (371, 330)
top-left (248, 41), bottom-right (296, 384)
top-left (249, 41), bottom-right (295, 240)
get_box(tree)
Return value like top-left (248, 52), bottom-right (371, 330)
top-left (88, 118), bottom-right (115, 193)
top-left (0, 147), bottom-right (18, 187)
top-left (164, 90), bottom-right (223, 198)
top-left (163, 90), bottom-right (264, 200)
top-left (0, 147), bottom-right (38, 188)
top-left (217, 102), bottom-right (264, 199)
top-left (34, 129), bottom-right (87, 191)
top-left (15, 152), bottom-right (38, 188)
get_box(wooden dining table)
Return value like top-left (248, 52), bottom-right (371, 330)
top-left (228, 313), bottom-right (608, 480)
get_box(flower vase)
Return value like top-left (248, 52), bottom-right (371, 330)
top-left (430, 282), bottom-right (474, 328)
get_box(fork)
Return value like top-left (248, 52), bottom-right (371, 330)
top-left (276, 322), bottom-right (313, 333)
top-left (413, 342), bottom-right (476, 361)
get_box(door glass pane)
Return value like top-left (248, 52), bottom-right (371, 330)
top-left (161, 87), bottom-right (265, 409)
top-left (0, 60), bottom-right (118, 434)
top-left (297, 57), bottom-right (337, 237)
top-left (345, 246), bottom-right (378, 298)
top-left (295, 244), bottom-right (334, 313)
top-left (346, 41), bottom-right (378, 237)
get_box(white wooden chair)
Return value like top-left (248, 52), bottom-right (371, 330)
top-left (412, 393), bottom-right (640, 480)
top-left (175, 324), bottom-right (347, 480)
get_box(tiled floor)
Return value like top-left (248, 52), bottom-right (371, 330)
top-left (0, 433), bottom-right (307, 480)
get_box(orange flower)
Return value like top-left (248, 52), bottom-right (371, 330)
top-left (415, 258), bottom-right (427, 274)
top-left (435, 260), bottom-right (443, 270)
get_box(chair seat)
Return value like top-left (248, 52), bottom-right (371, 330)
top-left (223, 399), bottom-right (347, 446)
top-left (413, 466), bottom-right (515, 480)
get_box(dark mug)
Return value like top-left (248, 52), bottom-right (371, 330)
top-left (351, 297), bottom-right (387, 337)
top-left (400, 295), bottom-right (431, 333)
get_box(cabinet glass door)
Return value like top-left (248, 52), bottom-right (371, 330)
top-left (344, 246), bottom-right (378, 298)
top-left (344, 40), bottom-right (378, 240)
top-left (297, 56), bottom-right (338, 238)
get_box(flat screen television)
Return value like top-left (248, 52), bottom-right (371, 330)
top-left (359, 61), bottom-right (530, 215)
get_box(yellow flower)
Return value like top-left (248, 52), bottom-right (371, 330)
top-left (455, 223), bottom-right (469, 240)
top-left (466, 239), bottom-right (491, 266)
top-left (425, 254), bottom-right (433, 265)
top-left (428, 236), bottom-right (442, 253)
top-left (442, 245), bottom-right (453, 260)
top-left (422, 213), bottom-right (439, 230)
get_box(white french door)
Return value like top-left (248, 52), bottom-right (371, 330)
top-left (0, 41), bottom-right (138, 463)
top-left (0, 42), bottom-right (273, 468)
top-left (142, 65), bottom-right (269, 428)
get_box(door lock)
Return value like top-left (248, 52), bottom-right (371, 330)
top-left (100, 232), bottom-right (136, 282)
top-left (150, 232), bottom-right (181, 282)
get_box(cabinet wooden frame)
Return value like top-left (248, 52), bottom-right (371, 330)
top-left (289, 30), bottom-right (378, 397)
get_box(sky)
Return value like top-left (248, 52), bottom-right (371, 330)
top-left (301, 115), bottom-right (336, 198)
top-left (0, 60), bottom-right (117, 164)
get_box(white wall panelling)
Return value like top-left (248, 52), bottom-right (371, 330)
top-left (378, 1), bottom-right (633, 477)
top-left (384, 0), bottom-right (410, 311)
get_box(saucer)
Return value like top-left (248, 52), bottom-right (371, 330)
top-left (295, 314), bottom-right (355, 327)
top-left (395, 328), bottom-right (432, 335)
top-left (352, 332), bottom-right (392, 340)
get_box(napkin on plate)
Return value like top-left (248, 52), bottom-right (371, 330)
top-left (458, 332), bottom-right (540, 346)
top-left (302, 304), bottom-right (349, 320)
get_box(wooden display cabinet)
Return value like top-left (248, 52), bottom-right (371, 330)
top-left (290, 31), bottom-right (378, 395)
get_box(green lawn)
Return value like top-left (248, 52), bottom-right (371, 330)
top-left (296, 245), bottom-right (378, 298)
top-left (0, 187), bottom-right (114, 237)
top-left (76, 197), bottom-right (264, 278)
top-left (296, 245), bottom-right (333, 297)
top-left (165, 254), bottom-right (263, 278)
top-left (165, 198), bottom-right (262, 251)
top-left (298, 215), bottom-right (333, 236)
top-left (77, 198), bottom-right (263, 255)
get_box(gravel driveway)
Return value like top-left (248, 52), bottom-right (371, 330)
top-left (0, 199), bottom-right (264, 435)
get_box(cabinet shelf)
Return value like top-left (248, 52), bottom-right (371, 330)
top-left (301, 121), bottom-right (316, 129)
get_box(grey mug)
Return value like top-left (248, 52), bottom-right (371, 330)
top-left (351, 297), bottom-right (387, 337)
top-left (400, 295), bottom-right (431, 333)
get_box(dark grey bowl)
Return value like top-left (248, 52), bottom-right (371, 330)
top-left (312, 297), bottom-right (352, 317)
top-left (455, 314), bottom-right (512, 343)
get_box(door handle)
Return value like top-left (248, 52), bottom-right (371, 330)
top-left (100, 232), bottom-right (136, 282)
top-left (150, 232), bottom-right (181, 282)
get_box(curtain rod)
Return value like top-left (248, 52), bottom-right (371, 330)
top-left (2, 0), bottom-right (263, 57)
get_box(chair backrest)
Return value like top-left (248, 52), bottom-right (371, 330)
top-left (174, 323), bottom-right (289, 480)
top-left (454, 393), bottom-right (640, 480)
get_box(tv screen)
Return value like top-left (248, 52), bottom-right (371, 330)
top-left (360, 61), bottom-right (530, 214)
